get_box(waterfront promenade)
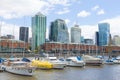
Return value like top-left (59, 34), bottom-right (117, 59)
top-left (0, 52), bottom-right (120, 58)
top-left (0, 53), bottom-right (36, 58)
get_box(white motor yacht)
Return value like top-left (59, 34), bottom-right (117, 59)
top-left (113, 57), bottom-right (120, 64)
top-left (3, 58), bottom-right (36, 76)
top-left (82, 55), bottom-right (103, 66)
top-left (65, 56), bottom-right (85, 67)
top-left (105, 59), bottom-right (114, 65)
top-left (46, 57), bottom-right (66, 69)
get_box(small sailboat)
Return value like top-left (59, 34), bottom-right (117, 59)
top-left (65, 56), bottom-right (85, 67)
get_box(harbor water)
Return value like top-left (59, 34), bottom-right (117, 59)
top-left (0, 64), bottom-right (120, 80)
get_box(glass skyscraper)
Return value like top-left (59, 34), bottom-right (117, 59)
top-left (71, 25), bottom-right (81, 43)
top-left (49, 19), bottom-right (69, 43)
top-left (98, 23), bottom-right (110, 46)
top-left (32, 12), bottom-right (46, 50)
top-left (19, 27), bottom-right (29, 42)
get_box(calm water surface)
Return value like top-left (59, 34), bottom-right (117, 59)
top-left (0, 65), bottom-right (120, 80)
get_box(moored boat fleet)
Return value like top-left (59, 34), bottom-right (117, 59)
top-left (0, 54), bottom-right (120, 76)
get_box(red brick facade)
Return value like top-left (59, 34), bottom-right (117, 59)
top-left (43, 42), bottom-right (120, 54)
top-left (0, 39), bottom-right (29, 49)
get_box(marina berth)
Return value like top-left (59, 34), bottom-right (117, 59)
top-left (65, 56), bottom-right (85, 67)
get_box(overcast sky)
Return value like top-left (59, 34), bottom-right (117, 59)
top-left (0, 0), bottom-right (120, 40)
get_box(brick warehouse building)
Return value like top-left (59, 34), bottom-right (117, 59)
top-left (42, 42), bottom-right (120, 56)
top-left (0, 39), bottom-right (30, 53)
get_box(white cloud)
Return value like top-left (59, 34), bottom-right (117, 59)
top-left (0, 22), bottom-right (19, 39)
top-left (0, 0), bottom-right (72, 19)
top-left (92, 5), bottom-right (100, 11)
top-left (91, 5), bottom-right (105, 15)
top-left (56, 8), bottom-right (70, 15)
top-left (48, 0), bottom-right (71, 6)
top-left (97, 9), bottom-right (105, 15)
top-left (0, 0), bottom-right (52, 19)
top-left (0, 0), bottom-right (80, 19)
top-left (0, 21), bottom-right (32, 40)
top-left (79, 16), bottom-right (120, 40)
top-left (77, 10), bottom-right (91, 18)
top-left (80, 25), bottom-right (98, 39)
top-left (65, 19), bottom-right (70, 25)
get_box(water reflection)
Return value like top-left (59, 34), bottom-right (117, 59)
top-left (0, 65), bottom-right (120, 80)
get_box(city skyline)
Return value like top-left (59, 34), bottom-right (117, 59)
top-left (0, 0), bottom-right (120, 40)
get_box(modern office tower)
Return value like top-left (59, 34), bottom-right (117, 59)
top-left (71, 24), bottom-right (81, 43)
top-left (95, 32), bottom-right (99, 46)
top-left (32, 12), bottom-right (46, 50)
top-left (98, 23), bottom-right (110, 46)
top-left (113, 35), bottom-right (120, 46)
top-left (19, 27), bottom-right (29, 42)
top-left (84, 39), bottom-right (94, 45)
top-left (49, 19), bottom-right (69, 43)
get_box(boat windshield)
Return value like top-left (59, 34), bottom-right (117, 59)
top-left (49, 59), bottom-right (57, 61)
top-left (66, 59), bottom-right (71, 61)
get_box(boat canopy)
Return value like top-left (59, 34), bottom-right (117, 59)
top-left (77, 56), bottom-right (82, 60)
top-left (22, 58), bottom-right (31, 62)
top-left (0, 58), bottom-right (4, 63)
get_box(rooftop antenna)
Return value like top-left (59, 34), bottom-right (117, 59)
top-left (74, 20), bottom-right (79, 27)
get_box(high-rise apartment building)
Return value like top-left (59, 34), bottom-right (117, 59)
top-left (71, 25), bottom-right (81, 43)
top-left (49, 19), bottom-right (69, 43)
top-left (19, 27), bottom-right (29, 42)
top-left (113, 35), bottom-right (120, 46)
top-left (32, 12), bottom-right (46, 50)
top-left (98, 23), bottom-right (110, 46)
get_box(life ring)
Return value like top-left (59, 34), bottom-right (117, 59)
top-left (28, 69), bottom-right (32, 73)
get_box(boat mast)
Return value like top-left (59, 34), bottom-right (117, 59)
top-left (0, 19), bottom-right (2, 52)
top-left (23, 16), bottom-right (27, 57)
top-left (108, 35), bottom-right (112, 58)
top-left (11, 25), bottom-right (15, 57)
